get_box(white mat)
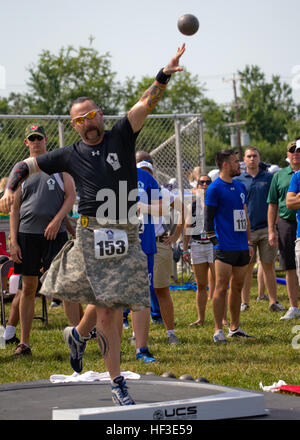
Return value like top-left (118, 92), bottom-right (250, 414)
top-left (50, 370), bottom-right (140, 383)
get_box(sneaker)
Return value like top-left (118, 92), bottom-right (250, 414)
top-left (167, 333), bottom-right (180, 345)
top-left (151, 317), bottom-right (163, 325)
top-left (280, 307), bottom-right (300, 320)
top-left (13, 343), bottom-right (32, 356)
top-left (240, 303), bottom-right (250, 312)
top-left (111, 375), bottom-right (135, 406)
top-left (213, 329), bottom-right (227, 343)
top-left (88, 327), bottom-right (97, 339)
top-left (227, 327), bottom-right (253, 338)
top-left (256, 295), bottom-right (268, 301)
top-left (63, 326), bottom-right (86, 373)
top-left (136, 347), bottom-right (156, 363)
top-left (123, 319), bottom-right (130, 329)
top-left (5, 335), bottom-right (20, 345)
top-left (50, 300), bottom-right (61, 308)
top-left (269, 301), bottom-right (286, 312)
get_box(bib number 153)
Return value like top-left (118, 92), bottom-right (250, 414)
top-left (94, 229), bottom-right (128, 259)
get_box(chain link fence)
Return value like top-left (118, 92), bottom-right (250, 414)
top-left (0, 114), bottom-right (205, 190)
top-left (0, 114), bottom-right (204, 281)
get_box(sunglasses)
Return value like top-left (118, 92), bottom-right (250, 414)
top-left (71, 109), bottom-right (100, 125)
top-left (288, 146), bottom-right (300, 153)
top-left (27, 135), bottom-right (44, 142)
top-left (198, 180), bottom-right (211, 186)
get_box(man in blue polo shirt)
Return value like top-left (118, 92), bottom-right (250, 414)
top-left (235, 147), bottom-right (283, 313)
top-left (204, 149), bottom-right (253, 343)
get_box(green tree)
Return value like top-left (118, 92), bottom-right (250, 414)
top-left (238, 65), bottom-right (297, 144)
top-left (121, 70), bottom-right (206, 114)
top-left (26, 46), bottom-right (123, 115)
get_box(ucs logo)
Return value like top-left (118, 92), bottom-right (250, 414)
top-left (153, 406), bottom-right (197, 419)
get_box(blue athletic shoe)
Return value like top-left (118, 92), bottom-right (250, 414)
top-left (136, 347), bottom-right (156, 363)
top-left (63, 326), bottom-right (86, 373)
top-left (111, 375), bottom-right (135, 406)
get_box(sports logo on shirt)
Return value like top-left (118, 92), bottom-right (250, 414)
top-left (106, 153), bottom-right (121, 171)
top-left (240, 192), bottom-right (246, 205)
top-left (47, 178), bottom-right (55, 190)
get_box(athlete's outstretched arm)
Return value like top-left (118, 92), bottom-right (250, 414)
top-left (127, 44), bottom-right (185, 133)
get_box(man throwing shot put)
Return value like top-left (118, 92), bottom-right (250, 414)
top-left (1, 44), bottom-right (185, 405)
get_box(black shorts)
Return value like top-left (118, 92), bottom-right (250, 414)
top-left (14, 231), bottom-right (68, 276)
top-left (277, 218), bottom-right (297, 270)
top-left (214, 249), bottom-right (250, 267)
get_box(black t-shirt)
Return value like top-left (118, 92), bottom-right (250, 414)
top-left (36, 116), bottom-right (139, 220)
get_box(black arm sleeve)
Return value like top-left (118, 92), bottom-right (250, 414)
top-left (7, 161), bottom-right (29, 192)
top-left (204, 204), bottom-right (217, 233)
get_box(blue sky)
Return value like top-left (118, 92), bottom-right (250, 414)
top-left (1, 0), bottom-right (300, 108)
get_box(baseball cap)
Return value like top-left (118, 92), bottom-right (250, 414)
top-left (136, 160), bottom-right (153, 172)
top-left (25, 124), bottom-right (46, 139)
top-left (296, 138), bottom-right (300, 152)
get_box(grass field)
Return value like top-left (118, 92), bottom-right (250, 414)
top-left (1, 276), bottom-right (300, 392)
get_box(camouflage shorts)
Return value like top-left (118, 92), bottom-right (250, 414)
top-left (39, 216), bottom-right (150, 310)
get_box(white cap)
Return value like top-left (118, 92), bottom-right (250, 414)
top-left (136, 160), bottom-right (153, 172)
top-left (268, 165), bottom-right (280, 174)
top-left (296, 139), bottom-right (300, 151)
top-left (208, 169), bottom-right (219, 181)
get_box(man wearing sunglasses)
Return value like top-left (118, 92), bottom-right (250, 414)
top-left (268, 140), bottom-right (300, 320)
top-left (1, 45), bottom-right (185, 405)
top-left (8, 124), bottom-right (77, 355)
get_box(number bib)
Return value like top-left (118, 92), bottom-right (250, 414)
top-left (233, 209), bottom-right (247, 232)
top-left (94, 228), bottom-right (128, 260)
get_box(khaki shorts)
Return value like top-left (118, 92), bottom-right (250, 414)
top-left (153, 241), bottom-right (173, 288)
top-left (250, 227), bottom-right (277, 264)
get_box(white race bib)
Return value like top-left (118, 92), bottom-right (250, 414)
top-left (94, 228), bottom-right (128, 259)
top-left (233, 209), bottom-right (247, 232)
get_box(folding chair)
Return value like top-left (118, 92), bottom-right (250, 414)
top-left (0, 259), bottom-right (15, 326)
top-left (0, 260), bottom-right (48, 328)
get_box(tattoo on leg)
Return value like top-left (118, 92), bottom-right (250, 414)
top-left (96, 330), bottom-right (109, 357)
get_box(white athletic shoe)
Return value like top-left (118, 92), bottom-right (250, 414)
top-left (227, 327), bottom-right (254, 338)
top-left (280, 307), bottom-right (300, 320)
top-left (240, 303), bottom-right (250, 312)
top-left (213, 329), bottom-right (227, 343)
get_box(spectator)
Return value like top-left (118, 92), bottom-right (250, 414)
top-left (182, 175), bottom-right (216, 325)
top-left (9, 124), bottom-right (76, 355)
top-left (235, 147), bottom-right (283, 312)
top-left (204, 149), bottom-right (254, 343)
top-left (268, 140), bottom-right (300, 320)
top-left (285, 138), bottom-right (300, 319)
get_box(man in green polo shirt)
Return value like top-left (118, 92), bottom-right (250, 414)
top-left (267, 140), bottom-right (300, 320)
